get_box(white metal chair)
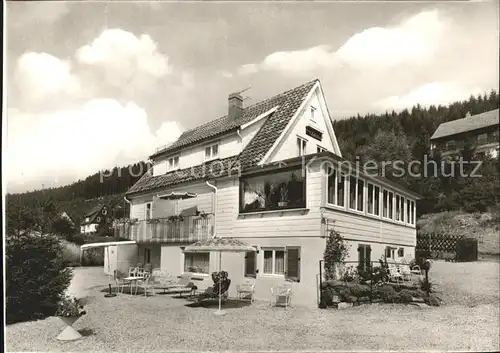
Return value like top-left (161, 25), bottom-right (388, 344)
top-left (270, 283), bottom-right (292, 309)
top-left (236, 278), bottom-right (256, 303)
top-left (398, 264), bottom-right (413, 282)
top-left (387, 264), bottom-right (403, 285)
top-left (113, 270), bottom-right (131, 294)
top-left (136, 273), bottom-right (156, 297)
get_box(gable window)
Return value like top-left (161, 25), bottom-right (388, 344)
top-left (310, 106), bottom-right (316, 122)
top-left (184, 252), bottom-right (209, 274)
top-left (348, 176), bottom-right (364, 212)
top-left (263, 249), bottom-right (285, 275)
top-left (445, 140), bottom-right (456, 151)
top-left (205, 143), bottom-right (219, 161)
top-left (244, 249), bottom-right (258, 278)
top-left (297, 137), bottom-right (307, 156)
top-left (382, 190), bottom-right (394, 219)
top-left (477, 133), bottom-right (488, 144)
top-left (145, 202), bottom-right (152, 220)
top-left (240, 167), bottom-right (305, 212)
top-left (317, 145), bottom-right (326, 153)
top-left (358, 244), bottom-right (371, 272)
top-left (327, 167), bottom-right (345, 207)
top-left (367, 183), bottom-right (380, 216)
top-left (167, 156), bottom-right (179, 172)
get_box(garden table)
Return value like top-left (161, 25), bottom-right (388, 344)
top-left (123, 276), bottom-right (145, 296)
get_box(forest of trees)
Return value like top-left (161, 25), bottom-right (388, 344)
top-left (6, 90), bottom-right (499, 220)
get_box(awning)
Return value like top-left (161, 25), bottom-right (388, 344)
top-left (80, 241), bottom-right (136, 251)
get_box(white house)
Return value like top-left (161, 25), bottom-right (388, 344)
top-left (80, 204), bottom-right (109, 235)
top-left (115, 79), bottom-right (421, 306)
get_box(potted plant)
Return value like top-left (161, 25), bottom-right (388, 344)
top-left (55, 295), bottom-right (86, 341)
top-left (278, 184), bottom-right (288, 207)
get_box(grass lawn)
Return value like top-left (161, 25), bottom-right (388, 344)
top-left (6, 261), bottom-right (499, 352)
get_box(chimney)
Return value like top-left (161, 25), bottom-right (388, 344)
top-left (465, 111), bottom-right (471, 118)
top-left (228, 92), bottom-right (243, 122)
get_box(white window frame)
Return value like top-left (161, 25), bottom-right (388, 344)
top-left (167, 155), bottom-right (180, 172)
top-left (348, 175), bottom-right (365, 213)
top-left (367, 182), bottom-right (380, 216)
top-left (182, 250), bottom-right (210, 275)
top-left (382, 189), bottom-right (394, 220)
top-left (262, 248), bottom-right (286, 276)
top-left (326, 167), bottom-right (346, 208)
top-left (204, 143), bottom-right (219, 161)
top-left (407, 200), bottom-right (416, 225)
top-left (385, 246), bottom-right (396, 260)
top-left (297, 136), bottom-right (307, 156)
top-left (145, 202), bottom-right (152, 220)
top-left (310, 106), bottom-right (316, 123)
top-left (317, 145), bottom-right (326, 153)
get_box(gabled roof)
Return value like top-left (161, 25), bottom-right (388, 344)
top-left (431, 109), bottom-right (499, 140)
top-left (82, 204), bottom-right (108, 224)
top-left (127, 80), bottom-right (318, 196)
top-left (150, 79), bottom-right (317, 159)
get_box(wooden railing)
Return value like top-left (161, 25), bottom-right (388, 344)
top-left (113, 215), bottom-right (214, 244)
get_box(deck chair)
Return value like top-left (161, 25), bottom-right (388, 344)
top-left (136, 273), bottom-right (156, 297)
top-left (161, 273), bottom-right (197, 297)
top-left (195, 275), bottom-right (231, 303)
top-left (270, 283), bottom-right (292, 309)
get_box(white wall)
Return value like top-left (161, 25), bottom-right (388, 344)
top-left (269, 89), bottom-right (339, 163)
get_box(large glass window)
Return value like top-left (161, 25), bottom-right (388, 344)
top-left (327, 167), bottom-right (345, 207)
top-left (367, 183), bottom-right (380, 216)
top-left (240, 168), bottom-right (305, 212)
top-left (184, 252), bottom-right (209, 274)
top-left (349, 176), bottom-right (364, 212)
top-left (383, 190), bottom-right (394, 219)
top-left (297, 137), bottom-right (307, 156)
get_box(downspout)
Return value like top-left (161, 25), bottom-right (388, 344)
top-left (123, 196), bottom-right (132, 241)
top-left (236, 129), bottom-right (243, 153)
top-left (206, 180), bottom-right (217, 238)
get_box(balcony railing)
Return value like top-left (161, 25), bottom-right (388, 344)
top-left (113, 215), bottom-right (214, 244)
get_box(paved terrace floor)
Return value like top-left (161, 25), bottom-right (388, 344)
top-left (6, 260), bottom-right (500, 352)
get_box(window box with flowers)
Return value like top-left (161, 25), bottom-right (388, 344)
top-left (167, 215), bottom-right (184, 223)
top-left (146, 218), bottom-right (160, 224)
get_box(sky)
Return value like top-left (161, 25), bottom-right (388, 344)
top-left (5, 1), bottom-right (499, 193)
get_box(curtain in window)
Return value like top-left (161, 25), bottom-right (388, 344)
top-left (275, 251), bottom-right (285, 274)
top-left (263, 251), bottom-right (273, 273)
top-left (184, 253), bottom-right (209, 274)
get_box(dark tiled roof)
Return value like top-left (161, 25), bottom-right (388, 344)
top-left (431, 109), bottom-right (499, 140)
top-left (151, 79), bottom-right (318, 159)
top-left (239, 80), bottom-right (317, 168)
top-left (126, 156), bottom-right (240, 196)
top-left (129, 80), bottom-right (318, 195)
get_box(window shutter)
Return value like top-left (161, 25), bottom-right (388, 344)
top-left (285, 247), bottom-right (301, 282)
top-left (244, 249), bottom-right (257, 278)
top-left (358, 245), bottom-right (365, 268)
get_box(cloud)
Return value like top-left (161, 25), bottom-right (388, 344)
top-left (237, 10), bottom-right (446, 76)
top-left (6, 101), bottom-right (183, 191)
top-left (373, 82), bottom-right (485, 111)
top-left (76, 28), bottom-right (171, 89)
top-left (15, 52), bottom-right (80, 104)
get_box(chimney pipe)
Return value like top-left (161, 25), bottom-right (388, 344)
top-left (228, 93), bottom-right (243, 122)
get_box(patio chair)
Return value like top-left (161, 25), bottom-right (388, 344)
top-left (387, 265), bottom-right (403, 285)
top-left (399, 264), bottom-right (413, 282)
top-left (236, 278), bottom-right (256, 303)
top-left (113, 270), bottom-right (131, 294)
top-left (270, 283), bottom-right (292, 309)
top-left (136, 273), bottom-right (156, 297)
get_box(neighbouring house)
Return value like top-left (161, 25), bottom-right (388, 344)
top-left (60, 212), bottom-right (75, 226)
top-left (80, 204), bottom-right (109, 235)
top-left (114, 79), bottom-right (421, 306)
top-left (430, 109), bottom-right (500, 159)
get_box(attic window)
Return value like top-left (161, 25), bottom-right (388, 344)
top-left (167, 156), bottom-right (179, 172)
top-left (205, 143), bottom-right (219, 161)
top-left (310, 106), bottom-right (316, 122)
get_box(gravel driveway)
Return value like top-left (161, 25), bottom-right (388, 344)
top-left (6, 262), bottom-right (500, 352)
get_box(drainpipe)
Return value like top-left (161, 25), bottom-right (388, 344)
top-left (236, 129), bottom-right (243, 153)
top-left (123, 196), bottom-right (132, 240)
top-left (206, 180), bottom-right (217, 238)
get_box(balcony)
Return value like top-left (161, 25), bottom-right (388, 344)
top-left (113, 214), bottom-right (214, 244)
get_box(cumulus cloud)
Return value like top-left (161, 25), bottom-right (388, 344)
top-left (373, 82), bottom-right (485, 111)
top-left (76, 28), bottom-right (171, 89)
top-left (6, 101), bottom-right (183, 191)
top-left (237, 10), bottom-right (446, 76)
top-left (15, 52), bottom-right (80, 103)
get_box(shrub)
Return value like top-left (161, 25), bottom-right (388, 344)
top-left (347, 283), bottom-right (371, 298)
top-left (6, 234), bottom-right (73, 324)
top-left (425, 294), bottom-right (441, 306)
top-left (323, 229), bottom-right (350, 280)
top-left (55, 295), bottom-right (86, 317)
top-left (374, 285), bottom-right (396, 302)
top-left (397, 289), bottom-right (415, 303)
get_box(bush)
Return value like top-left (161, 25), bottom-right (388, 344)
top-left (374, 285), bottom-right (396, 302)
top-left (397, 289), bottom-right (415, 303)
top-left (6, 234), bottom-right (73, 324)
top-left (425, 294), bottom-right (441, 306)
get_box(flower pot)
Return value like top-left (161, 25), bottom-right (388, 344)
top-left (57, 316), bottom-right (82, 341)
